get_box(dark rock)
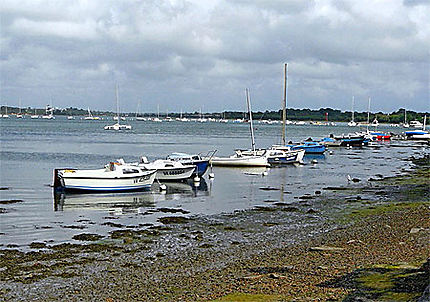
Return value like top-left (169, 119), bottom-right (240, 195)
top-left (157, 208), bottom-right (190, 214)
top-left (198, 243), bottom-right (214, 249)
top-left (253, 206), bottom-right (277, 212)
top-left (306, 209), bottom-right (319, 214)
top-left (149, 225), bottom-right (172, 231)
top-left (29, 242), bottom-right (47, 249)
top-left (72, 233), bottom-right (103, 241)
top-left (158, 216), bottom-right (192, 224)
top-left (323, 187), bottom-right (350, 191)
top-left (224, 226), bottom-right (236, 231)
top-left (259, 187), bottom-right (280, 191)
top-left (0, 199), bottom-right (23, 205)
top-left (102, 222), bottom-right (124, 228)
top-left (281, 206), bottom-right (300, 212)
top-left (62, 225), bottom-right (86, 229)
top-left (315, 190), bottom-right (322, 194)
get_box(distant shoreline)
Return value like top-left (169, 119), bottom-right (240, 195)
top-left (1, 106), bottom-right (429, 124)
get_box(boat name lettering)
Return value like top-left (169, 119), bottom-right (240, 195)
top-left (133, 176), bottom-right (150, 183)
top-left (163, 169), bottom-right (185, 175)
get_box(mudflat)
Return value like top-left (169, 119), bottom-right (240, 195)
top-left (1, 156), bottom-right (429, 301)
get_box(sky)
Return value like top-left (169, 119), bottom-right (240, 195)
top-left (1, 0), bottom-right (429, 113)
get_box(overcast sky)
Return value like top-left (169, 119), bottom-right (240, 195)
top-left (1, 0), bottom-right (429, 113)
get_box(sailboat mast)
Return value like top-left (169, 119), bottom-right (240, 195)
top-left (246, 88), bottom-right (256, 153)
top-left (404, 109), bottom-right (407, 124)
top-left (351, 96), bottom-right (355, 122)
top-left (366, 97), bottom-right (371, 132)
top-left (282, 63), bottom-right (288, 145)
top-left (116, 84), bottom-right (120, 125)
top-left (424, 115), bottom-right (427, 131)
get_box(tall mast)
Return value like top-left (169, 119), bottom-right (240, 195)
top-left (282, 63), bottom-right (288, 145)
top-left (116, 84), bottom-right (120, 125)
top-left (246, 88), bottom-right (256, 153)
top-left (351, 96), bottom-right (355, 122)
top-left (423, 115), bottom-right (427, 131)
top-left (404, 109), bottom-right (407, 124)
top-left (366, 97), bottom-right (371, 132)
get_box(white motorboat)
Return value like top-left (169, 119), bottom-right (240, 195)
top-left (167, 152), bottom-right (215, 177)
top-left (104, 123), bottom-right (132, 130)
top-left (405, 116), bottom-right (429, 140)
top-left (409, 120), bottom-right (423, 128)
top-left (268, 146), bottom-right (305, 164)
top-left (53, 161), bottom-right (157, 192)
top-left (135, 158), bottom-right (196, 181)
top-left (104, 85), bottom-right (132, 130)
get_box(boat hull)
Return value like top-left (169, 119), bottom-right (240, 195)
top-left (154, 167), bottom-right (196, 180)
top-left (267, 149), bottom-right (305, 165)
top-left (210, 156), bottom-right (269, 167)
top-left (192, 161), bottom-right (209, 177)
top-left (291, 145), bottom-right (326, 154)
top-left (57, 170), bottom-right (156, 192)
top-left (54, 169), bottom-right (156, 192)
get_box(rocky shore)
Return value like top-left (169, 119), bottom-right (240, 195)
top-left (1, 155), bottom-right (429, 301)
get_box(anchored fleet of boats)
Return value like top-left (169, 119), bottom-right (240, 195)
top-left (50, 64), bottom-right (428, 193)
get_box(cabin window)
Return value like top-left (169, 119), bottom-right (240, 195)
top-left (192, 156), bottom-right (199, 160)
top-left (123, 169), bottom-right (140, 174)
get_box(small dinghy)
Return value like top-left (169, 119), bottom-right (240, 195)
top-left (53, 161), bottom-right (156, 192)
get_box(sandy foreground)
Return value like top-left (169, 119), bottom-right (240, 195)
top-left (1, 156), bottom-right (429, 301)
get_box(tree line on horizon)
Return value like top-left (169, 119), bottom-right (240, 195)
top-left (1, 106), bottom-right (428, 124)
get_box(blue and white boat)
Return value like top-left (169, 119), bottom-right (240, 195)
top-left (287, 141), bottom-right (326, 154)
top-left (405, 116), bottom-right (429, 140)
top-left (166, 152), bottom-right (211, 177)
top-left (405, 130), bottom-right (430, 140)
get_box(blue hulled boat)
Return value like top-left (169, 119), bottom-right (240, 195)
top-left (166, 153), bottom-right (210, 177)
top-left (287, 141), bottom-right (326, 154)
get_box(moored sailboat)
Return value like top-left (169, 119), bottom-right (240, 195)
top-left (210, 88), bottom-right (270, 167)
top-left (104, 85), bottom-right (132, 130)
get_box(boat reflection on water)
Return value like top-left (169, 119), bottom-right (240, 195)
top-left (303, 154), bottom-right (326, 162)
top-left (53, 178), bottom-right (210, 211)
top-left (154, 178), bottom-right (210, 200)
top-left (53, 191), bottom-right (156, 212)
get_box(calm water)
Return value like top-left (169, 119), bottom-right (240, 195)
top-left (0, 117), bottom-right (426, 248)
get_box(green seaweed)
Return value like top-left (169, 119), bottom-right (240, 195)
top-left (212, 293), bottom-right (284, 302)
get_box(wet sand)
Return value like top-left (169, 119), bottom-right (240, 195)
top-left (1, 156), bottom-right (429, 301)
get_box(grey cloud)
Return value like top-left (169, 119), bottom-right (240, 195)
top-left (0, 0), bottom-right (429, 112)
